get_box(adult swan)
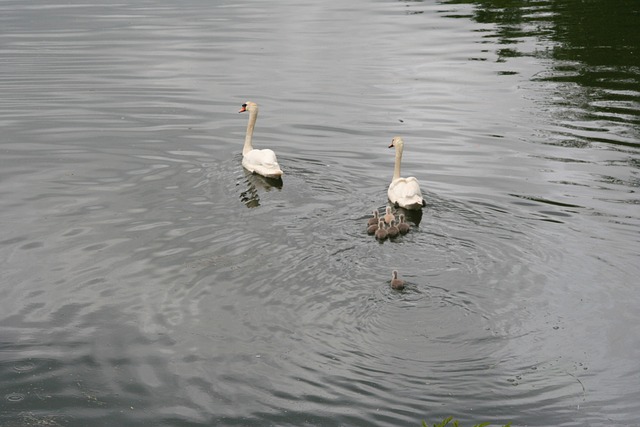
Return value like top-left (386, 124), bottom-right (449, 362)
top-left (238, 101), bottom-right (283, 179)
top-left (387, 136), bottom-right (425, 210)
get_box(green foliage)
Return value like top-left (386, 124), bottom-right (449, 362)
top-left (422, 416), bottom-right (511, 427)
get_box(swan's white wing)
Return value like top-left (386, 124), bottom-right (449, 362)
top-left (243, 148), bottom-right (283, 178)
top-left (388, 177), bottom-right (424, 209)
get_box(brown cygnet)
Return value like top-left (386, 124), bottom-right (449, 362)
top-left (390, 270), bottom-right (405, 290)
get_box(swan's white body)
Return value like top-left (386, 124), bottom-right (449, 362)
top-left (387, 136), bottom-right (424, 210)
top-left (239, 101), bottom-right (283, 179)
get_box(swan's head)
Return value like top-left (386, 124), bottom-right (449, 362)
top-left (385, 206), bottom-right (392, 215)
top-left (239, 101), bottom-right (258, 113)
top-left (392, 270), bottom-right (399, 279)
top-left (389, 136), bottom-right (404, 149)
top-left (378, 219), bottom-right (385, 228)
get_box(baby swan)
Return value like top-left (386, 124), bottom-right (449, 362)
top-left (390, 270), bottom-right (405, 290)
top-left (387, 220), bottom-right (399, 239)
top-left (383, 206), bottom-right (395, 224)
top-left (367, 210), bottom-right (379, 226)
top-left (398, 214), bottom-right (410, 235)
top-left (367, 219), bottom-right (379, 235)
top-left (375, 220), bottom-right (388, 241)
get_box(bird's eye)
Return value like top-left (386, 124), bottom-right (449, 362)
top-left (242, 103), bottom-right (247, 108)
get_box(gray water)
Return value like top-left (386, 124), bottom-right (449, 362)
top-left (1, 1), bottom-right (639, 426)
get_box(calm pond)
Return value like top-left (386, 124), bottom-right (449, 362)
top-left (1, 0), bottom-right (639, 426)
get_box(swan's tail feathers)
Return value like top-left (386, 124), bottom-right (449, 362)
top-left (395, 191), bottom-right (425, 210)
top-left (262, 168), bottom-right (283, 179)
top-left (400, 199), bottom-right (424, 210)
top-left (251, 164), bottom-right (283, 179)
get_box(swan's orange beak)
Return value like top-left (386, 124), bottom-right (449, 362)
top-left (388, 141), bottom-right (395, 148)
top-left (239, 105), bottom-right (247, 113)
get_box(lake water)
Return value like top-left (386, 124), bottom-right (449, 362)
top-left (1, 1), bottom-right (639, 426)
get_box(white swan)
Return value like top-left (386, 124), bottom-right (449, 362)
top-left (387, 136), bottom-right (424, 210)
top-left (239, 101), bottom-right (283, 179)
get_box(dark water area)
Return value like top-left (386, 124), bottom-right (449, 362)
top-left (1, 0), bottom-right (638, 426)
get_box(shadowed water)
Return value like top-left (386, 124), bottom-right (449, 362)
top-left (1, 0), bottom-right (639, 426)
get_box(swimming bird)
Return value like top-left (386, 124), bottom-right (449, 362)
top-left (388, 136), bottom-right (424, 210)
top-left (367, 220), bottom-right (378, 235)
top-left (367, 210), bottom-right (379, 226)
top-left (387, 220), bottom-right (399, 238)
top-left (390, 270), bottom-right (405, 290)
top-left (238, 101), bottom-right (283, 179)
top-left (375, 220), bottom-right (388, 241)
top-left (398, 214), bottom-right (410, 235)
top-left (383, 206), bottom-right (395, 224)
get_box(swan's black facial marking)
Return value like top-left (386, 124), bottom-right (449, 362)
top-left (239, 103), bottom-right (248, 113)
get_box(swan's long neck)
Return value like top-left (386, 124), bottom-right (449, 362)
top-left (243, 107), bottom-right (258, 155)
top-left (393, 142), bottom-right (403, 180)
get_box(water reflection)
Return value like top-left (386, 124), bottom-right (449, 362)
top-left (238, 169), bottom-right (283, 208)
top-left (1, 0), bottom-right (639, 426)
top-left (391, 204), bottom-right (423, 226)
top-left (439, 0), bottom-right (640, 150)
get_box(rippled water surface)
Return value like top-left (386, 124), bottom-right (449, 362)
top-left (1, 1), bottom-right (639, 426)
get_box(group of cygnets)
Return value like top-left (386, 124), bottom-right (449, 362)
top-left (238, 101), bottom-right (427, 291)
top-left (365, 207), bottom-right (412, 290)
top-left (366, 206), bottom-right (411, 241)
